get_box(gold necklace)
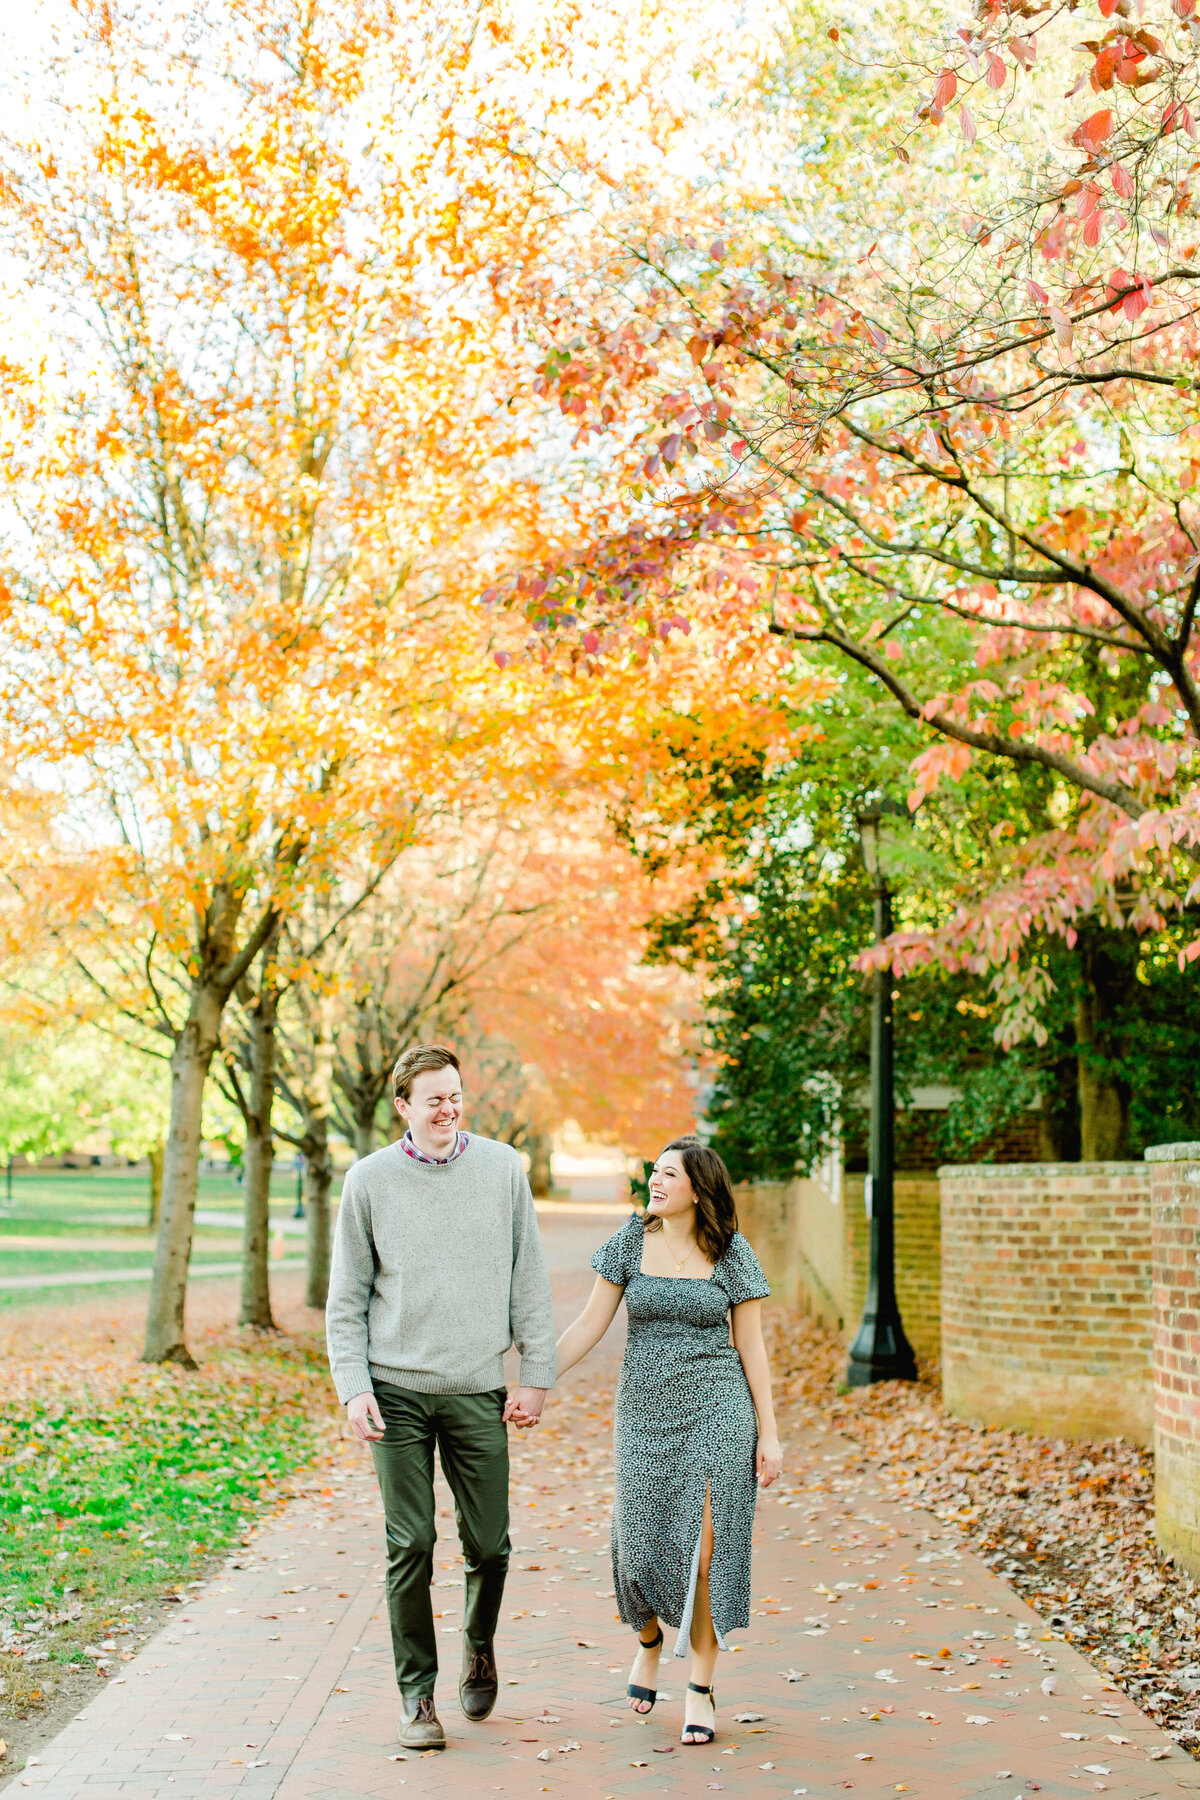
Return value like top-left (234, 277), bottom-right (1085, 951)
top-left (667, 1235), bottom-right (699, 1275)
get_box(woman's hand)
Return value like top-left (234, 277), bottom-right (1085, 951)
top-left (756, 1434), bottom-right (783, 1488)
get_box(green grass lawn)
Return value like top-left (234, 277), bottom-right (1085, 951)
top-left (0, 1168), bottom-right (324, 1307)
top-left (0, 1333), bottom-right (338, 1715)
top-left (0, 1164), bottom-right (313, 1228)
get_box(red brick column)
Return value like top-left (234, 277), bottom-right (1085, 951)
top-left (1148, 1142), bottom-right (1200, 1575)
top-left (939, 1161), bottom-right (1152, 1442)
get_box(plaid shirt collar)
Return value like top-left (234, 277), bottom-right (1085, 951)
top-left (401, 1129), bottom-right (469, 1166)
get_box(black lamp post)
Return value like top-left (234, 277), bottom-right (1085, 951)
top-left (846, 796), bottom-right (918, 1388)
top-left (293, 1153), bottom-right (306, 1220)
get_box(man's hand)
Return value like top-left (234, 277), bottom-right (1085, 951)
top-left (347, 1391), bottom-right (385, 1442)
top-left (502, 1386), bottom-right (547, 1428)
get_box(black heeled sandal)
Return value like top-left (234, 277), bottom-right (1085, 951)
top-left (681, 1680), bottom-right (716, 1746)
top-left (627, 1626), bottom-right (664, 1713)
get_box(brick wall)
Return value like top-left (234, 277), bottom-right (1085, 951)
top-left (939, 1162), bottom-right (1153, 1443)
top-left (844, 1178), bottom-right (942, 1361)
top-left (735, 1170), bottom-right (942, 1357)
top-left (1148, 1142), bottom-right (1200, 1577)
top-left (735, 1170), bottom-right (845, 1326)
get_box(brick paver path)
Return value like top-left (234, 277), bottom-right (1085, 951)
top-left (11, 1213), bottom-right (1200, 1800)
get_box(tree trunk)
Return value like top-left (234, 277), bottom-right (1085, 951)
top-left (527, 1131), bottom-right (552, 1198)
top-left (142, 983), bottom-right (224, 1366)
top-left (304, 1118), bottom-right (333, 1309)
top-left (1037, 1055), bottom-right (1081, 1162)
top-left (240, 953), bottom-right (279, 1331)
top-left (302, 995), bottom-right (336, 1309)
top-left (1075, 926), bottom-right (1137, 1162)
top-left (146, 1142), bottom-right (164, 1230)
top-left (353, 1108), bottom-right (376, 1160)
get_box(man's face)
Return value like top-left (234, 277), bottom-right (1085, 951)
top-left (395, 1067), bottom-right (464, 1152)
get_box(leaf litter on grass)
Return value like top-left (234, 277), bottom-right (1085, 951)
top-left (0, 1318), bottom-right (339, 1720)
top-left (768, 1311), bottom-right (1200, 1760)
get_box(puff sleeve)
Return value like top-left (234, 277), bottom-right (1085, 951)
top-left (590, 1215), bottom-right (640, 1286)
top-left (714, 1232), bottom-right (771, 1305)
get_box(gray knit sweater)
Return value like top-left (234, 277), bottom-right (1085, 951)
top-left (325, 1135), bottom-right (557, 1404)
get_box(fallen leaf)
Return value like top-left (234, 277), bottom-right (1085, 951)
top-left (760, 1763), bottom-right (775, 1770)
top-left (965, 1715), bottom-right (992, 1725)
top-left (1106, 1735), bottom-right (1131, 1745)
top-left (1083, 1768), bottom-right (1111, 1778)
top-left (1041, 1675), bottom-right (1058, 1696)
top-left (780, 1668), bottom-right (808, 1681)
top-left (631, 1760), bottom-right (648, 1767)
top-left (1061, 1732), bottom-right (1085, 1741)
top-left (388, 1754), bottom-right (407, 1762)
top-left (855, 1753), bottom-right (873, 1761)
top-left (918, 1712), bottom-right (940, 1722)
top-left (1149, 1747), bottom-right (1172, 1760)
top-left (734, 1712), bottom-right (766, 1723)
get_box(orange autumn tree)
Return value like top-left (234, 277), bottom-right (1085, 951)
top-left (0, 0), bottom-right (656, 1364)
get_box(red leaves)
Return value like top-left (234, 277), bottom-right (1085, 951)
top-left (1173, 0), bottom-right (1196, 18)
top-left (1090, 44), bottom-right (1121, 90)
top-left (985, 53), bottom-right (1006, 90)
top-left (1071, 108), bottom-right (1113, 154)
top-left (933, 68), bottom-right (957, 111)
top-left (1025, 278), bottom-right (1049, 306)
top-left (960, 104), bottom-right (977, 146)
top-left (1104, 269), bottom-right (1153, 320)
top-left (1110, 162), bottom-right (1135, 199)
top-left (1163, 100), bottom-right (1198, 139)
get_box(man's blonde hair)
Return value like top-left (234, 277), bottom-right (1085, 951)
top-left (391, 1043), bottom-right (461, 1103)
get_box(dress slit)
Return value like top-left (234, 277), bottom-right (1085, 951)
top-left (672, 1479), bottom-right (727, 1659)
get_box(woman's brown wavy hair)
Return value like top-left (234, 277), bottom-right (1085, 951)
top-left (642, 1136), bottom-right (738, 1265)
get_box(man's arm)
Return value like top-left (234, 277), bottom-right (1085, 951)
top-left (325, 1168), bottom-right (379, 1419)
top-left (506, 1162), bottom-right (557, 1424)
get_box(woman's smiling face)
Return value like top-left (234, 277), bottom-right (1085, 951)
top-left (647, 1150), bottom-right (695, 1222)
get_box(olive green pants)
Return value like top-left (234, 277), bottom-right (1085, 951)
top-left (370, 1381), bottom-right (511, 1700)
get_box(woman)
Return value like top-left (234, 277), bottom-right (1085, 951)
top-left (554, 1136), bottom-right (782, 1748)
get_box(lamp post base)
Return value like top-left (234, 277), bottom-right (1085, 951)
top-left (846, 1317), bottom-right (918, 1387)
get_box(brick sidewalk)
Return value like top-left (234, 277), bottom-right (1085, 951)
top-left (10, 1216), bottom-right (1200, 1800)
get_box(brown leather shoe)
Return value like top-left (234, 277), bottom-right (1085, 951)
top-left (398, 1694), bottom-right (445, 1750)
top-left (459, 1643), bottom-right (499, 1721)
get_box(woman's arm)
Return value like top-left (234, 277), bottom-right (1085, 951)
top-left (555, 1277), bottom-right (625, 1378)
top-left (731, 1299), bottom-right (783, 1487)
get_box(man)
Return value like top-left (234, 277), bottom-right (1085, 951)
top-left (326, 1043), bottom-right (556, 1751)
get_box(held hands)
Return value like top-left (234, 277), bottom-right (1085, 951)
top-left (347, 1392), bottom-right (385, 1442)
top-left (503, 1386), bottom-right (548, 1429)
top-left (756, 1435), bottom-right (783, 1488)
